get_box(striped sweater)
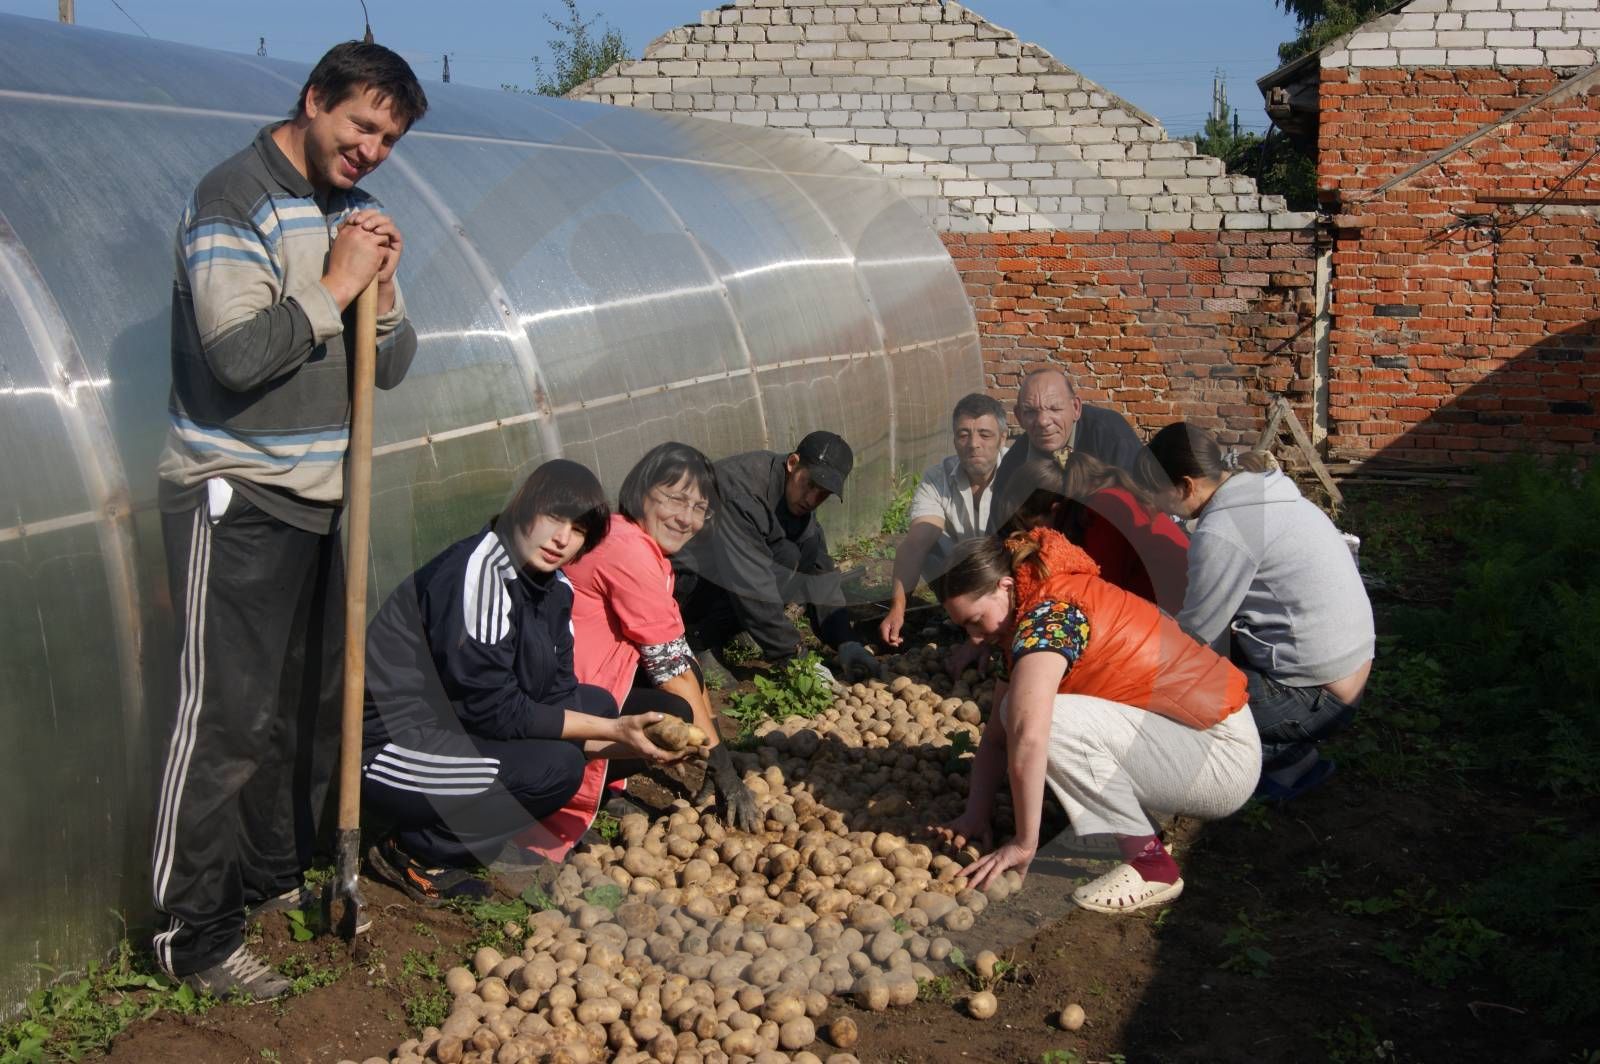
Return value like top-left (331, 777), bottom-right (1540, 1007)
top-left (157, 123), bottom-right (417, 533)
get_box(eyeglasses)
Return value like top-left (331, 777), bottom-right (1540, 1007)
top-left (650, 487), bottom-right (712, 522)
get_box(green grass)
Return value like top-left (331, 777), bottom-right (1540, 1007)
top-left (879, 467), bottom-right (919, 538)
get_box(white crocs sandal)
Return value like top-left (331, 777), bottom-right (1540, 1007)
top-left (1072, 863), bottom-right (1185, 914)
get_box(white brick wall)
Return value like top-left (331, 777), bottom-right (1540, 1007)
top-left (567, 0), bottom-right (1305, 233)
top-left (1323, 0), bottom-right (1600, 67)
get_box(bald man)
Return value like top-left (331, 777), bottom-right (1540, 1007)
top-left (989, 368), bottom-right (1144, 506)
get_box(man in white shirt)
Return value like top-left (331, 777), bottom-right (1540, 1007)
top-left (879, 393), bottom-right (1008, 648)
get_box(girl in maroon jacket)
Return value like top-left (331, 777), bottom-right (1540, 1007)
top-left (1001, 450), bottom-right (1191, 614)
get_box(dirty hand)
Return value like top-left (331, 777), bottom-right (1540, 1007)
top-left (695, 744), bottom-right (763, 833)
top-left (878, 603), bottom-right (907, 648)
top-left (944, 640), bottom-right (988, 680)
top-left (612, 713), bottom-right (679, 764)
top-left (961, 838), bottom-right (1036, 892)
top-left (928, 809), bottom-right (993, 856)
top-left (837, 640), bottom-right (884, 681)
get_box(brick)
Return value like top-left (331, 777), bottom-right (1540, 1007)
top-left (1536, 28), bottom-right (1582, 46)
top-left (1513, 10), bottom-right (1564, 28)
top-left (1399, 48), bottom-right (1449, 64)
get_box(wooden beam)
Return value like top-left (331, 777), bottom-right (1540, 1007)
top-left (1277, 398), bottom-right (1345, 511)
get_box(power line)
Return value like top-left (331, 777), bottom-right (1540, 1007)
top-left (105, 0), bottom-right (149, 37)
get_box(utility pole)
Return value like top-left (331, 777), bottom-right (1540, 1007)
top-left (1211, 70), bottom-right (1228, 124)
top-left (257, 37), bottom-right (267, 57)
top-left (442, 54), bottom-right (451, 83)
top-left (58, 0), bottom-right (73, 24)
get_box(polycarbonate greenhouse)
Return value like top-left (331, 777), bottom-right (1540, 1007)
top-left (0, 14), bottom-right (981, 1005)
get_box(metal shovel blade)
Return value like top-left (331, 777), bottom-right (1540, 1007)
top-left (323, 827), bottom-right (367, 945)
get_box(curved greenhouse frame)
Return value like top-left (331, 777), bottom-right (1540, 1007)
top-left (0, 15), bottom-right (980, 1003)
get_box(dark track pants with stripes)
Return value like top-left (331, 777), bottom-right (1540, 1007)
top-left (361, 686), bottom-right (691, 868)
top-left (151, 498), bottom-right (342, 977)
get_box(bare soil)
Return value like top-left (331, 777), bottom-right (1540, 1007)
top-left (95, 739), bottom-right (1591, 1064)
top-left (89, 485), bottom-right (1600, 1064)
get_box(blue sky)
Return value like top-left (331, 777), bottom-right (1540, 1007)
top-left (0, 1), bottom-right (1301, 135)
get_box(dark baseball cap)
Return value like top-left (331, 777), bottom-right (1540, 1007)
top-left (793, 431), bottom-right (854, 498)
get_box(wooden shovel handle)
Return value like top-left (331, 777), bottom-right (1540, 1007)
top-left (338, 280), bottom-right (378, 833)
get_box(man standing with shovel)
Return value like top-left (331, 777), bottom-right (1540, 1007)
top-left (150, 43), bottom-right (427, 1000)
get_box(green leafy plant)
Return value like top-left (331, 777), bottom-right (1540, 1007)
top-left (592, 810), bottom-right (621, 842)
top-left (725, 652), bottom-right (835, 731)
top-left (915, 975), bottom-right (954, 1003)
top-left (301, 864), bottom-right (334, 891)
top-left (1237, 799), bottom-right (1274, 833)
top-left (278, 953), bottom-right (342, 996)
top-left (0, 936), bottom-right (216, 1063)
top-left (1219, 910), bottom-right (1274, 979)
top-left (1315, 1013), bottom-right (1407, 1064)
top-left (450, 896), bottom-right (532, 952)
top-left (879, 467), bottom-right (920, 538)
top-left (581, 883), bottom-right (625, 912)
top-left (520, 883), bottom-right (557, 913)
top-left (284, 908), bottom-right (316, 943)
top-left (721, 633), bottom-right (763, 666)
top-left (943, 728), bottom-right (976, 774)
top-left (1040, 1050), bottom-right (1084, 1064)
top-left (395, 948), bottom-right (451, 1030)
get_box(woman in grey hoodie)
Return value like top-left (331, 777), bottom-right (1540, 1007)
top-left (1137, 423), bottom-right (1374, 799)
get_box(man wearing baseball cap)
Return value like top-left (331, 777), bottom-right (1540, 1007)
top-left (672, 431), bottom-right (881, 686)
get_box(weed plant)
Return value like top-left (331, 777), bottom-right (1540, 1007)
top-left (1335, 460), bottom-right (1600, 1025)
top-left (724, 651), bottom-right (835, 734)
top-left (0, 937), bottom-right (216, 1063)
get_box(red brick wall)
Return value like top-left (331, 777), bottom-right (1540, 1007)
top-left (1319, 66), bottom-right (1600, 460)
top-left (940, 230), bottom-right (1318, 449)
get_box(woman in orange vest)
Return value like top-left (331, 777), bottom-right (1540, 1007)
top-left (931, 527), bottom-right (1261, 913)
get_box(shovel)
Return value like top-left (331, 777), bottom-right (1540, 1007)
top-left (327, 278), bottom-right (378, 944)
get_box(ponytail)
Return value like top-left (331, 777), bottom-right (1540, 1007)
top-left (1005, 533), bottom-right (1050, 582)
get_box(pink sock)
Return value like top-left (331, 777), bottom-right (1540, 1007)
top-left (1117, 834), bottom-right (1180, 884)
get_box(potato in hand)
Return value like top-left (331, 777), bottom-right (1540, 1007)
top-left (645, 716), bottom-right (710, 752)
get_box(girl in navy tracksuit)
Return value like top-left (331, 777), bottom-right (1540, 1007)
top-left (360, 460), bottom-right (677, 904)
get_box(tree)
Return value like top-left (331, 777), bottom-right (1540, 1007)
top-left (503, 0), bottom-right (630, 97)
top-left (1275, 0), bottom-right (1399, 64)
top-left (1187, 101), bottom-right (1318, 211)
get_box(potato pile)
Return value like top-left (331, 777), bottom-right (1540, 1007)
top-left (368, 645), bottom-right (1028, 1064)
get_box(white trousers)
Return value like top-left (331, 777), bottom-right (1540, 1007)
top-left (1017, 694), bottom-right (1262, 838)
